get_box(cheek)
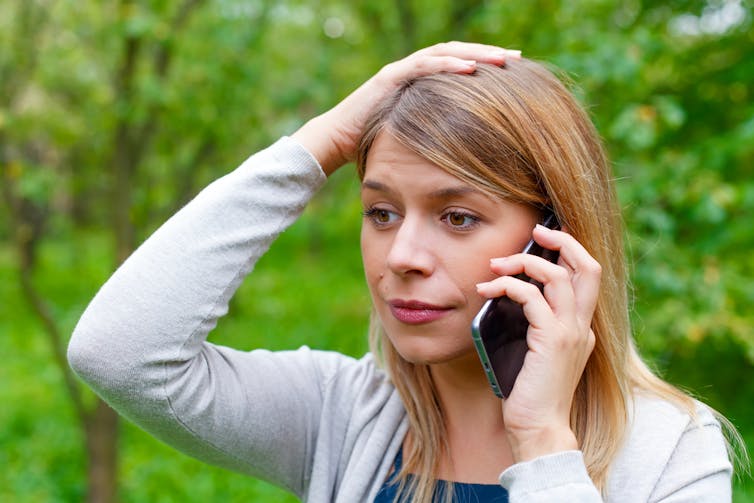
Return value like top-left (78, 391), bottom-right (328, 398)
top-left (444, 238), bottom-right (508, 286)
top-left (360, 227), bottom-right (383, 289)
top-left (445, 258), bottom-right (489, 292)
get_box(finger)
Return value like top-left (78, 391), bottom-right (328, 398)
top-left (476, 276), bottom-right (554, 331)
top-left (489, 255), bottom-right (576, 318)
top-left (531, 225), bottom-right (602, 320)
top-left (381, 42), bottom-right (522, 81)
top-left (387, 55), bottom-right (479, 78)
top-left (418, 41), bottom-right (522, 63)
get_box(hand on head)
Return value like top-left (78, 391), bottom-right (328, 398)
top-left (291, 42), bottom-right (522, 176)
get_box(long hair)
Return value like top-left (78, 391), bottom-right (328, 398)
top-left (355, 61), bottom-right (739, 501)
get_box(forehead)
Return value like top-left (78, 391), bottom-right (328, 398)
top-left (362, 132), bottom-right (480, 196)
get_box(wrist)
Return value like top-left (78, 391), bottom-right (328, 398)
top-left (506, 424), bottom-right (578, 463)
top-left (291, 114), bottom-right (347, 176)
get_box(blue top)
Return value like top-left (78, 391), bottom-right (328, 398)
top-left (373, 447), bottom-right (509, 502)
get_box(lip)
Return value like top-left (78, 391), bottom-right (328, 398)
top-left (388, 299), bottom-right (453, 325)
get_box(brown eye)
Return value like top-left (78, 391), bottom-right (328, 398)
top-left (448, 213), bottom-right (466, 226)
top-left (363, 207), bottom-right (399, 226)
top-left (442, 211), bottom-right (479, 230)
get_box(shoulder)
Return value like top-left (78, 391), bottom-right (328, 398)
top-left (277, 346), bottom-right (396, 404)
top-left (625, 393), bottom-right (725, 452)
top-left (607, 393), bottom-right (732, 501)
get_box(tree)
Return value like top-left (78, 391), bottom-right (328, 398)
top-left (2, 0), bottom-right (752, 500)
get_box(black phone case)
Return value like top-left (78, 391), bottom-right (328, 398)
top-left (471, 214), bottom-right (560, 398)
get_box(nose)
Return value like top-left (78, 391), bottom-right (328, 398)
top-left (386, 217), bottom-right (435, 277)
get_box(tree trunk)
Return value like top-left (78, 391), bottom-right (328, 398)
top-left (84, 400), bottom-right (119, 503)
top-left (2, 141), bottom-right (120, 503)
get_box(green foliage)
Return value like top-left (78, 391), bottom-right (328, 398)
top-left (1, 0), bottom-right (753, 500)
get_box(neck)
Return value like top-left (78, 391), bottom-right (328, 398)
top-left (424, 350), bottom-right (514, 483)
top-left (429, 351), bottom-right (505, 432)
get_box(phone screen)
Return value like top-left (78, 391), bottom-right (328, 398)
top-left (471, 213), bottom-right (560, 398)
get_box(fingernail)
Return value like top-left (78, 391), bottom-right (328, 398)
top-left (535, 223), bottom-right (551, 231)
top-left (506, 49), bottom-right (522, 59)
top-left (461, 59), bottom-right (477, 67)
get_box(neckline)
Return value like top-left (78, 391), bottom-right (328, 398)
top-left (391, 445), bottom-right (501, 488)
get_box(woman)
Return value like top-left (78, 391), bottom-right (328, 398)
top-left (68, 42), bottom-right (736, 502)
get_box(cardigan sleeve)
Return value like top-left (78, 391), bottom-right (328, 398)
top-left (498, 397), bottom-right (733, 502)
top-left (499, 450), bottom-right (602, 502)
top-left (67, 137), bottom-right (351, 497)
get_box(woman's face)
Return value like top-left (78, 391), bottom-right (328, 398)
top-left (360, 132), bottom-right (539, 365)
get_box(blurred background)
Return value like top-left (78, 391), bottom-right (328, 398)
top-left (1, 0), bottom-right (752, 501)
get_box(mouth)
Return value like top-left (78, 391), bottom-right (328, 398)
top-left (387, 299), bottom-right (453, 325)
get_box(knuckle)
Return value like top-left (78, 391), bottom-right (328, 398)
top-left (551, 328), bottom-right (573, 351)
top-left (550, 266), bottom-right (570, 283)
top-left (413, 58), bottom-right (430, 72)
top-left (585, 259), bottom-right (602, 277)
top-left (426, 41), bottom-right (458, 55)
top-left (586, 330), bottom-right (596, 351)
top-left (378, 61), bottom-right (398, 77)
top-left (522, 281), bottom-right (541, 297)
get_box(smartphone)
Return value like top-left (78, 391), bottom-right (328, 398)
top-left (471, 212), bottom-right (561, 398)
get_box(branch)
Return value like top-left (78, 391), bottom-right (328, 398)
top-left (394, 0), bottom-right (416, 54)
top-left (153, 0), bottom-right (207, 79)
top-left (109, 0), bottom-right (145, 261)
top-left (133, 0), bottom-right (207, 150)
top-left (111, 0), bottom-right (144, 154)
top-left (174, 136), bottom-right (216, 209)
top-left (448, 0), bottom-right (484, 39)
top-left (0, 146), bottom-right (88, 428)
top-left (0, 0), bottom-right (51, 108)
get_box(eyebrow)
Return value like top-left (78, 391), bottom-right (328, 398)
top-left (361, 179), bottom-right (486, 200)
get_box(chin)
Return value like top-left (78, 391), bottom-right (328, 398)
top-left (386, 333), bottom-right (475, 366)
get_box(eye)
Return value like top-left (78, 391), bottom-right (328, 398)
top-left (441, 211), bottom-right (480, 230)
top-left (363, 207), bottom-right (400, 227)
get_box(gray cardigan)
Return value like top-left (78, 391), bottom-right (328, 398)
top-left (67, 137), bottom-right (732, 502)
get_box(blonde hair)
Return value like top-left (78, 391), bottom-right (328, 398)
top-left (356, 61), bottom-right (743, 501)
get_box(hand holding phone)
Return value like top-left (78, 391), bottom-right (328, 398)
top-left (471, 213), bottom-right (560, 398)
